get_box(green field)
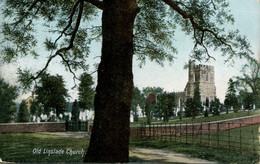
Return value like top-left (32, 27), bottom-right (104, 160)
top-left (130, 124), bottom-right (260, 164)
top-left (0, 123), bottom-right (259, 163)
top-left (0, 133), bottom-right (89, 162)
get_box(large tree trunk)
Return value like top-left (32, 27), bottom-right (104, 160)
top-left (84, 0), bottom-right (139, 162)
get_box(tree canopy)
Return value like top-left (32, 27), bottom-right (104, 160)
top-left (78, 73), bottom-right (95, 110)
top-left (235, 60), bottom-right (260, 108)
top-left (34, 73), bottom-right (69, 118)
top-left (0, 78), bottom-right (18, 123)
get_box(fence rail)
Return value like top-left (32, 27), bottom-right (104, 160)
top-left (136, 122), bottom-right (259, 156)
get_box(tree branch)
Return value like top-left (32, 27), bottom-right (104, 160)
top-left (54, 0), bottom-right (81, 46)
top-left (31, 0), bottom-right (84, 81)
top-left (162, 0), bottom-right (236, 56)
top-left (28, 0), bottom-right (42, 11)
top-left (84, 0), bottom-right (104, 10)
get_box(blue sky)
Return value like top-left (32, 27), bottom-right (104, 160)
top-left (0, 0), bottom-right (259, 103)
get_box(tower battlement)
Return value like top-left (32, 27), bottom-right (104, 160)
top-left (185, 60), bottom-right (216, 103)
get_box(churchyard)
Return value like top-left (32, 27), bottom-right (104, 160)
top-left (0, 110), bottom-right (259, 163)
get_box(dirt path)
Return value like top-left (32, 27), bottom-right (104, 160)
top-left (40, 132), bottom-right (218, 163)
top-left (129, 147), bottom-right (218, 163)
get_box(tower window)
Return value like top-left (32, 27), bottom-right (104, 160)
top-left (206, 73), bottom-right (209, 81)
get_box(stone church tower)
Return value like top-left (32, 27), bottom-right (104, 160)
top-left (184, 60), bottom-right (216, 103)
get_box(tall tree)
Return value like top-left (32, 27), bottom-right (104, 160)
top-left (235, 60), bottom-right (260, 108)
top-left (0, 78), bottom-right (18, 123)
top-left (211, 98), bottom-right (221, 116)
top-left (71, 99), bottom-right (80, 121)
top-left (193, 86), bottom-right (202, 114)
top-left (184, 98), bottom-right (194, 118)
top-left (17, 100), bottom-right (30, 122)
top-left (78, 73), bottom-right (95, 110)
top-left (224, 78), bottom-right (238, 112)
top-left (157, 92), bottom-right (175, 122)
top-left (35, 73), bottom-right (69, 118)
top-left (1, 0), bottom-right (253, 162)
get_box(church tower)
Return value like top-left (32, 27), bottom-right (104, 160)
top-left (184, 60), bottom-right (216, 103)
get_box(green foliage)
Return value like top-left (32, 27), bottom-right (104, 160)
top-left (235, 60), bottom-right (260, 108)
top-left (131, 87), bottom-right (145, 122)
top-left (30, 100), bottom-right (43, 121)
top-left (204, 109), bottom-right (208, 117)
top-left (156, 92), bottom-right (175, 122)
top-left (144, 103), bottom-right (154, 124)
top-left (78, 73), bottom-right (95, 110)
top-left (211, 98), bottom-right (221, 116)
top-left (184, 98), bottom-right (194, 118)
top-left (0, 78), bottom-right (18, 123)
top-left (134, 0), bottom-right (177, 67)
top-left (1, 0), bottom-right (99, 73)
top-left (17, 100), bottom-right (29, 122)
top-left (224, 78), bottom-right (238, 111)
top-left (71, 99), bottom-right (80, 121)
top-left (35, 73), bottom-right (69, 118)
top-left (193, 87), bottom-right (203, 114)
top-left (240, 92), bottom-right (254, 110)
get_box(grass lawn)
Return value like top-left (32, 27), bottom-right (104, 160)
top-left (0, 133), bottom-right (89, 162)
top-left (131, 109), bottom-right (260, 126)
top-left (130, 124), bottom-right (260, 164)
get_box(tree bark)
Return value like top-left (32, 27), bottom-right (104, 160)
top-left (84, 0), bottom-right (139, 162)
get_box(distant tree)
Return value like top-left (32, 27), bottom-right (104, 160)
top-left (35, 73), bottom-right (69, 118)
top-left (235, 60), bottom-right (260, 108)
top-left (193, 87), bottom-right (203, 114)
top-left (241, 91), bottom-right (254, 110)
top-left (224, 78), bottom-right (238, 112)
top-left (71, 100), bottom-right (80, 121)
top-left (144, 103), bottom-right (154, 124)
top-left (204, 109), bottom-right (208, 117)
top-left (177, 110), bottom-right (182, 121)
top-left (0, 78), bottom-right (18, 123)
top-left (211, 98), bottom-right (221, 116)
top-left (157, 92), bottom-right (175, 122)
top-left (30, 101), bottom-right (43, 122)
top-left (78, 73), bottom-right (95, 110)
top-left (131, 87), bottom-right (145, 122)
top-left (17, 100), bottom-right (29, 122)
top-left (185, 98), bottom-right (194, 118)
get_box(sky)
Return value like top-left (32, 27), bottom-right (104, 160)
top-left (0, 0), bottom-right (259, 103)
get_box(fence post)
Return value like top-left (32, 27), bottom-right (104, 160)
top-left (180, 124), bottom-right (182, 142)
top-left (175, 123), bottom-right (177, 142)
top-left (170, 123), bottom-right (172, 141)
top-left (228, 123), bottom-right (230, 150)
top-left (192, 123), bottom-right (194, 144)
top-left (217, 123), bottom-right (219, 148)
top-left (208, 123), bottom-right (210, 147)
top-left (240, 123), bottom-right (242, 153)
top-left (186, 123), bottom-right (188, 144)
top-left (200, 123), bottom-right (202, 146)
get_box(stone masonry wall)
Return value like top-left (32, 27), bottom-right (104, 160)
top-left (0, 122), bottom-right (66, 133)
